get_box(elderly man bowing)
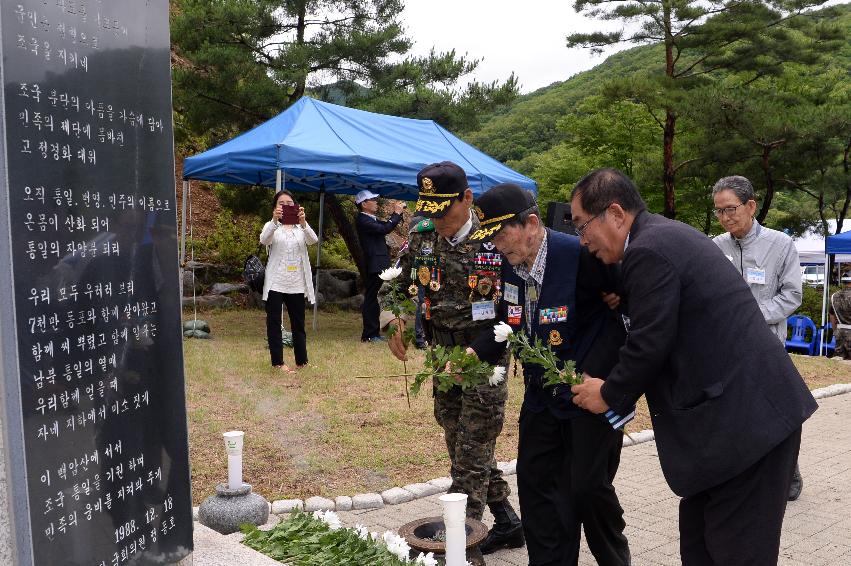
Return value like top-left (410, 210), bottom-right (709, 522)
top-left (569, 168), bottom-right (817, 566)
top-left (469, 183), bottom-right (631, 566)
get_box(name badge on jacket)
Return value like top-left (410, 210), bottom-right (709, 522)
top-left (503, 283), bottom-right (519, 304)
top-left (746, 267), bottom-right (766, 285)
top-left (472, 300), bottom-right (496, 321)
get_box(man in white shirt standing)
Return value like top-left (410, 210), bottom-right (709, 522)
top-left (711, 175), bottom-right (805, 501)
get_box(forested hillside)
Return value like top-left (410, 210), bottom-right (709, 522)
top-left (466, 3), bottom-right (851, 236)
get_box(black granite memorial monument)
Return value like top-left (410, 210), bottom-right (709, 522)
top-left (0, 1), bottom-right (193, 564)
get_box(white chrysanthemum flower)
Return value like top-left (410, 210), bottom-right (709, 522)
top-left (414, 552), bottom-right (438, 566)
top-left (312, 509), bottom-right (342, 530)
top-left (382, 531), bottom-right (411, 562)
top-left (379, 266), bottom-right (403, 281)
top-left (493, 321), bottom-right (513, 343)
top-left (489, 366), bottom-right (506, 386)
top-left (354, 524), bottom-right (370, 540)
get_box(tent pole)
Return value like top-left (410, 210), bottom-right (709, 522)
top-left (820, 253), bottom-right (829, 356)
top-left (313, 187), bottom-right (325, 331)
top-left (276, 169), bottom-right (282, 191)
top-left (180, 180), bottom-right (188, 266)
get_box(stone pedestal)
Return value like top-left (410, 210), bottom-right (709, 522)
top-left (198, 483), bottom-right (269, 535)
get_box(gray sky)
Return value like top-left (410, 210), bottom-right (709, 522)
top-left (402, 0), bottom-right (625, 93)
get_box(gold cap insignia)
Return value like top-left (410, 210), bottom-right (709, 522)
top-left (474, 206), bottom-right (485, 221)
top-left (549, 330), bottom-right (563, 346)
top-left (421, 177), bottom-right (434, 194)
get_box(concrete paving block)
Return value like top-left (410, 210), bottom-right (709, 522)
top-left (304, 496), bottom-right (335, 512)
top-left (403, 483), bottom-right (444, 498)
top-left (334, 495), bottom-right (353, 511)
top-left (351, 493), bottom-right (385, 510)
top-left (627, 429), bottom-right (655, 445)
top-left (381, 487), bottom-right (415, 505)
top-left (271, 499), bottom-right (303, 514)
top-left (427, 477), bottom-right (452, 491)
top-left (497, 459), bottom-right (517, 475)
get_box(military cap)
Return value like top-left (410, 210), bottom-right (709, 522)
top-left (468, 183), bottom-right (537, 242)
top-left (414, 161), bottom-right (468, 218)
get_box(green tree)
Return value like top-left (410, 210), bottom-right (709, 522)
top-left (566, 0), bottom-right (843, 219)
top-left (171, 0), bottom-right (519, 275)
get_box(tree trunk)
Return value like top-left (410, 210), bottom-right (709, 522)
top-left (325, 193), bottom-right (366, 282)
top-left (661, 4), bottom-right (677, 219)
top-left (756, 145), bottom-right (775, 224)
top-left (663, 109), bottom-right (677, 218)
top-left (838, 136), bottom-right (851, 234)
top-left (288, 0), bottom-right (308, 104)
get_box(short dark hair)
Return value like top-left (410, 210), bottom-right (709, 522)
top-left (712, 176), bottom-right (755, 204)
top-left (272, 189), bottom-right (295, 208)
top-left (571, 168), bottom-right (646, 216)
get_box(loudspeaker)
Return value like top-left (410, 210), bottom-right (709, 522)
top-left (546, 202), bottom-right (575, 235)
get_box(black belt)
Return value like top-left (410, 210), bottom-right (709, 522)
top-left (430, 326), bottom-right (479, 348)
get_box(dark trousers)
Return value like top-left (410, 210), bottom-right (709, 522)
top-left (517, 409), bottom-right (630, 566)
top-left (265, 290), bottom-right (307, 366)
top-left (679, 427), bottom-right (802, 566)
top-left (361, 272), bottom-right (382, 340)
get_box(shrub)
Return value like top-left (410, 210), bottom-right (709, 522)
top-left (200, 210), bottom-right (265, 269)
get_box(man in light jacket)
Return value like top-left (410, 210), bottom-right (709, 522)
top-left (711, 175), bottom-right (805, 501)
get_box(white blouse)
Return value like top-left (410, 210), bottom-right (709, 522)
top-left (259, 221), bottom-right (318, 302)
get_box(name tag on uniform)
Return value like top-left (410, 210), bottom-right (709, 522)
top-left (286, 260), bottom-right (300, 272)
top-left (471, 300), bottom-right (496, 321)
top-left (504, 283), bottom-right (519, 304)
top-left (507, 305), bottom-right (522, 325)
top-left (746, 267), bottom-right (766, 285)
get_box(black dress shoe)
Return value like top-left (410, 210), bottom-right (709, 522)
top-left (788, 462), bottom-right (803, 501)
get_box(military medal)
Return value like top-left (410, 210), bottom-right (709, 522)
top-left (417, 265), bottom-right (431, 286)
top-left (408, 283), bottom-right (419, 296)
top-left (429, 267), bottom-right (441, 291)
top-left (549, 330), bottom-right (563, 346)
top-left (477, 277), bottom-right (493, 297)
top-left (423, 297), bottom-right (431, 320)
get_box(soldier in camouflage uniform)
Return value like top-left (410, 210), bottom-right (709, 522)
top-left (387, 162), bottom-right (521, 561)
top-left (830, 276), bottom-right (851, 359)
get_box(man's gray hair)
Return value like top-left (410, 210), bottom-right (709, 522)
top-left (712, 175), bottom-right (755, 204)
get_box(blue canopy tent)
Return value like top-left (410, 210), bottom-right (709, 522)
top-left (181, 96), bottom-right (538, 327)
top-left (818, 231), bottom-right (851, 354)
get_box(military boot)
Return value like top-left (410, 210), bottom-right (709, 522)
top-left (467, 546), bottom-right (486, 566)
top-left (479, 499), bottom-right (524, 555)
top-left (788, 462), bottom-right (803, 501)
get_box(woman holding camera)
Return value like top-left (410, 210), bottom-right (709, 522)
top-left (260, 190), bottom-right (317, 373)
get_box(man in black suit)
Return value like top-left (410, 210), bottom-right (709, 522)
top-left (355, 189), bottom-right (404, 342)
top-left (568, 168), bottom-right (818, 566)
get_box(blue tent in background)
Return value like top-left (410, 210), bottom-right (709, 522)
top-left (814, 231), bottom-right (851, 354)
top-left (826, 231), bottom-right (851, 254)
top-left (182, 96), bottom-right (536, 197)
top-left (180, 96), bottom-right (537, 327)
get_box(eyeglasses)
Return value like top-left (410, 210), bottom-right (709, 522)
top-left (575, 214), bottom-right (601, 238)
top-left (713, 203), bottom-right (745, 217)
top-left (574, 202), bottom-right (613, 238)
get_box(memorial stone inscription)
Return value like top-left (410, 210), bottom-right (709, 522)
top-left (0, 1), bottom-right (192, 564)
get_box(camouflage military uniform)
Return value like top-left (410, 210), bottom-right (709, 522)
top-left (397, 213), bottom-right (511, 520)
top-left (831, 288), bottom-right (851, 359)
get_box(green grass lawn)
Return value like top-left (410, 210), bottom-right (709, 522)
top-left (183, 307), bottom-right (851, 504)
